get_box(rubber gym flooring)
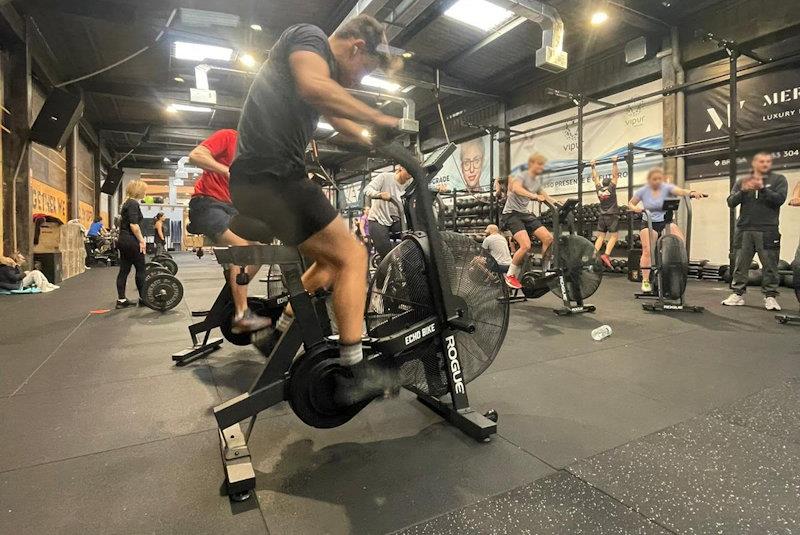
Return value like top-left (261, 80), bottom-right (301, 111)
top-left (1, 252), bottom-right (798, 534)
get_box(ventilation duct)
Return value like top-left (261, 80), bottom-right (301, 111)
top-left (488, 0), bottom-right (569, 72)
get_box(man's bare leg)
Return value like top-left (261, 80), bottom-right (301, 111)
top-left (215, 229), bottom-right (271, 333)
top-left (298, 218), bottom-right (367, 352)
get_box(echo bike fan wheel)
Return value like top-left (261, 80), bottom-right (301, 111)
top-left (546, 235), bottom-right (603, 301)
top-left (365, 231), bottom-right (509, 398)
top-left (655, 234), bottom-right (688, 300)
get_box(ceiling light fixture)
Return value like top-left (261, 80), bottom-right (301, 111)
top-left (174, 76), bottom-right (185, 83)
top-left (239, 53), bottom-right (257, 68)
top-left (590, 10), bottom-right (610, 26)
top-left (361, 75), bottom-right (401, 93)
top-left (173, 41), bottom-right (234, 62)
top-left (444, 0), bottom-right (514, 32)
top-left (402, 51), bottom-right (414, 59)
top-left (250, 23), bottom-right (263, 31)
top-left (166, 103), bottom-right (214, 113)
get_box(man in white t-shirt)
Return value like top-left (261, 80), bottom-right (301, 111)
top-left (481, 224), bottom-right (512, 274)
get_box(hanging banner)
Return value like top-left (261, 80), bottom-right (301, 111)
top-left (79, 201), bottom-right (94, 229)
top-left (339, 180), bottom-right (366, 209)
top-left (31, 177), bottom-right (68, 223)
top-left (685, 63), bottom-right (800, 179)
top-left (428, 135), bottom-right (500, 192)
top-left (509, 80), bottom-right (664, 196)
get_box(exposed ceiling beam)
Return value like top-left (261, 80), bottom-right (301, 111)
top-left (392, 0), bottom-right (459, 48)
top-left (441, 16), bottom-right (527, 71)
top-left (607, 1), bottom-right (669, 33)
top-left (324, 0), bottom-right (361, 32)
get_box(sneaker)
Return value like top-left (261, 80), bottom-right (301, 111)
top-left (505, 274), bottom-right (523, 289)
top-left (764, 296), bottom-right (781, 311)
top-left (335, 360), bottom-right (402, 406)
top-left (231, 309), bottom-right (274, 334)
top-left (115, 299), bottom-right (136, 309)
top-left (600, 254), bottom-right (613, 270)
top-left (721, 293), bottom-right (745, 306)
top-left (641, 280), bottom-right (652, 293)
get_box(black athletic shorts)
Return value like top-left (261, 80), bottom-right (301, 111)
top-left (597, 213), bottom-right (620, 233)
top-left (637, 220), bottom-right (667, 235)
top-left (500, 211), bottom-right (544, 236)
top-left (187, 195), bottom-right (238, 239)
top-left (229, 161), bottom-right (338, 246)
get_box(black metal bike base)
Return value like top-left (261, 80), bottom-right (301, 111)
top-left (776, 314), bottom-right (800, 325)
top-left (553, 304), bottom-right (596, 316)
top-left (172, 337), bottom-right (224, 366)
top-left (643, 303), bottom-right (704, 313)
top-left (414, 392), bottom-right (496, 442)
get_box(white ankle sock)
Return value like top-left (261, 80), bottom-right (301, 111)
top-left (339, 342), bottom-right (363, 366)
top-left (507, 263), bottom-right (520, 277)
top-left (276, 312), bottom-right (293, 332)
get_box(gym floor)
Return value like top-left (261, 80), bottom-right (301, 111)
top-left (1, 253), bottom-right (798, 535)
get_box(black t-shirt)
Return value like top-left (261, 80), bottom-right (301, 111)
top-left (596, 182), bottom-right (619, 214)
top-left (236, 24), bottom-right (335, 175)
top-left (119, 199), bottom-right (143, 236)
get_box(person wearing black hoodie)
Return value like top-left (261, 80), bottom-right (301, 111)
top-left (723, 151), bottom-right (788, 310)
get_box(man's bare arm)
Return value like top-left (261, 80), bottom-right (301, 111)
top-left (325, 116), bottom-right (372, 146)
top-left (189, 146), bottom-right (230, 177)
top-left (290, 51), bottom-right (398, 129)
top-left (508, 177), bottom-right (542, 202)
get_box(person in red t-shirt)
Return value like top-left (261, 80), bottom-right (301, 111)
top-left (188, 129), bottom-right (270, 334)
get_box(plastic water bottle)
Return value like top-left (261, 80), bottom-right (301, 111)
top-left (591, 325), bottom-right (613, 341)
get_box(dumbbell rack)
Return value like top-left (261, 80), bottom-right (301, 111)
top-left (440, 190), bottom-right (500, 244)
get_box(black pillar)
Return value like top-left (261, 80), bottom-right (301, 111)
top-left (728, 53), bottom-right (739, 274)
top-left (2, 33), bottom-right (32, 261)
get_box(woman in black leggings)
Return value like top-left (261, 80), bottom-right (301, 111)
top-left (116, 179), bottom-right (148, 308)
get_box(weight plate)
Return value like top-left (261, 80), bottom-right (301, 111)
top-left (154, 256), bottom-right (178, 275)
top-left (520, 272), bottom-right (550, 299)
top-left (145, 265), bottom-right (170, 281)
top-left (145, 261), bottom-right (164, 272)
top-left (288, 343), bottom-right (371, 428)
top-left (142, 273), bottom-right (184, 312)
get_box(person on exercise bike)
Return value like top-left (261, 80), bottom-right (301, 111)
top-left (364, 165), bottom-right (412, 260)
top-left (229, 15), bottom-right (401, 391)
top-left (187, 129), bottom-right (271, 334)
top-left (590, 156), bottom-right (620, 269)
top-left (628, 167), bottom-right (706, 294)
top-left (501, 153), bottom-right (556, 290)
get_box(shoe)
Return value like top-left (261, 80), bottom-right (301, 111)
top-left (764, 296), bottom-right (781, 311)
top-left (641, 280), bottom-right (652, 293)
top-left (115, 299), bottom-right (136, 309)
top-left (231, 309), bottom-right (274, 334)
top-left (335, 359), bottom-right (402, 406)
top-left (505, 274), bottom-right (523, 289)
top-left (600, 254), bottom-right (613, 270)
top-left (721, 293), bottom-right (745, 306)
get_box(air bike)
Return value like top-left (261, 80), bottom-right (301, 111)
top-left (513, 199), bottom-right (603, 315)
top-left (634, 196), bottom-right (705, 313)
top-left (210, 141), bottom-right (509, 501)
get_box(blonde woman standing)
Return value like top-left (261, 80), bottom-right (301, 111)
top-left (116, 180), bottom-right (148, 308)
